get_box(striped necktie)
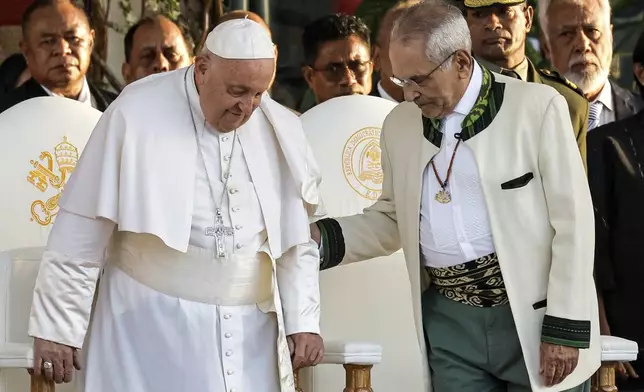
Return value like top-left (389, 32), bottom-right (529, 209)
top-left (588, 101), bottom-right (603, 131)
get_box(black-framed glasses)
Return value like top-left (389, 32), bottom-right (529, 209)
top-left (308, 60), bottom-right (372, 83)
top-left (390, 51), bottom-right (458, 89)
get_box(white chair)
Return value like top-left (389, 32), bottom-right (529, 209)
top-left (0, 97), bottom-right (101, 251)
top-left (594, 336), bottom-right (639, 392)
top-left (301, 95), bottom-right (424, 392)
top-left (0, 97), bottom-right (99, 392)
top-left (0, 247), bottom-right (54, 392)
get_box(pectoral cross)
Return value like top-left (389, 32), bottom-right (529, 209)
top-left (205, 208), bottom-right (234, 258)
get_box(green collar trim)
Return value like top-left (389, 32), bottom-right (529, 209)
top-left (422, 66), bottom-right (505, 148)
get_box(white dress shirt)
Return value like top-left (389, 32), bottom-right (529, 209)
top-left (41, 77), bottom-right (97, 108)
top-left (420, 63), bottom-right (496, 268)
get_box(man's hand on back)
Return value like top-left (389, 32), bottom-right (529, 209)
top-left (31, 337), bottom-right (81, 383)
top-left (287, 332), bottom-right (324, 369)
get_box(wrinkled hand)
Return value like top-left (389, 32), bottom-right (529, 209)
top-left (540, 342), bottom-right (579, 387)
top-left (310, 223), bottom-right (321, 247)
top-left (287, 333), bottom-right (324, 369)
top-left (617, 362), bottom-right (639, 379)
top-left (30, 338), bottom-right (81, 383)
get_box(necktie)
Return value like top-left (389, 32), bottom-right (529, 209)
top-left (588, 101), bottom-right (603, 131)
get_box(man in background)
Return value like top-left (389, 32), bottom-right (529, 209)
top-left (121, 14), bottom-right (192, 85)
top-left (300, 14), bottom-right (373, 111)
top-left (464, 0), bottom-right (589, 166)
top-left (538, 0), bottom-right (642, 128)
top-left (0, 0), bottom-right (116, 114)
top-left (371, 0), bottom-right (419, 103)
top-left (587, 29), bottom-right (644, 392)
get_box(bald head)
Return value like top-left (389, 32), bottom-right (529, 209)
top-left (374, 0), bottom-right (420, 102)
top-left (377, 1), bottom-right (421, 47)
top-left (218, 11), bottom-right (271, 38)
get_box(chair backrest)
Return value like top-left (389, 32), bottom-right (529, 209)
top-left (0, 97), bottom-right (101, 251)
top-left (0, 247), bottom-right (42, 345)
top-left (301, 95), bottom-right (425, 392)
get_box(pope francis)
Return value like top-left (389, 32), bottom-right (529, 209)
top-left (28, 19), bottom-right (324, 392)
top-left (312, 1), bottom-right (600, 392)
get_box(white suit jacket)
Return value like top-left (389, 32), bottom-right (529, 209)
top-left (326, 73), bottom-right (601, 392)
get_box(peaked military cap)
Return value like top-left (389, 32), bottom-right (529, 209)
top-left (464, 0), bottom-right (525, 7)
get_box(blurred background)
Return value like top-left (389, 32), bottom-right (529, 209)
top-left (1, 0), bottom-right (643, 109)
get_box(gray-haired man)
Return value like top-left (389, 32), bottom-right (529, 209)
top-left (311, 0), bottom-right (599, 391)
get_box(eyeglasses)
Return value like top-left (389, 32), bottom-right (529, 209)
top-left (390, 51), bottom-right (458, 89)
top-left (308, 60), bottom-right (372, 83)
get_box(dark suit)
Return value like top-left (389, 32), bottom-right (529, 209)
top-left (0, 78), bottom-right (117, 114)
top-left (588, 110), bottom-right (644, 391)
top-left (610, 80), bottom-right (643, 121)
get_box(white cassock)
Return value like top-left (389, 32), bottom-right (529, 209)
top-left (27, 57), bottom-right (323, 392)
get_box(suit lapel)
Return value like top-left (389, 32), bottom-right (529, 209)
top-left (408, 112), bottom-right (435, 263)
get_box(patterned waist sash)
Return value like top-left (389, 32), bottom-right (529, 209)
top-left (427, 253), bottom-right (508, 307)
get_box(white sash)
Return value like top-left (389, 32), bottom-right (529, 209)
top-left (108, 232), bottom-right (273, 305)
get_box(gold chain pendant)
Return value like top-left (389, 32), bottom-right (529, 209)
top-left (435, 189), bottom-right (452, 204)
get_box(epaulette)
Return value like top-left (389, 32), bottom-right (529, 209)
top-left (538, 68), bottom-right (585, 97)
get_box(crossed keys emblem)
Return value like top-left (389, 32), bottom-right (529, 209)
top-left (26, 137), bottom-right (80, 226)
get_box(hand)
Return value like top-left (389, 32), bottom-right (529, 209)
top-left (617, 362), bottom-right (639, 379)
top-left (310, 223), bottom-right (321, 247)
top-left (287, 333), bottom-right (324, 369)
top-left (539, 342), bottom-right (579, 387)
top-left (31, 338), bottom-right (81, 383)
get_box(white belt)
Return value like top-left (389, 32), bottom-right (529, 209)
top-left (108, 232), bottom-right (273, 306)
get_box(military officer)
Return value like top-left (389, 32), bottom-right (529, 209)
top-left (464, 0), bottom-right (589, 167)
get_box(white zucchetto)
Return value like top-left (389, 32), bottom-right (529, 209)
top-left (205, 17), bottom-right (275, 60)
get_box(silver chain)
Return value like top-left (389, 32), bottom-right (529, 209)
top-left (184, 66), bottom-right (237, 215)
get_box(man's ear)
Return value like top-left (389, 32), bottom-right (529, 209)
top-left (121, 62), bottom-right (131, 84)
top-left (302, 65), bottom-right (315, 88)
top-left (539, 30), bottom-right (552, 63)
top-left (19, 39), bottom-right (28, 60)
top-left (88, 29), bottom-right (95, 51)
top-left (525, 5), bottom-right (534, 32)
top-left (194, 55), bottom-right (209, 75)
top-left (372, 45), bottom-right (381, 73)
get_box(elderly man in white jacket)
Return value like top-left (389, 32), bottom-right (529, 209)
top-left (312, 1), bottom-right (600, 392)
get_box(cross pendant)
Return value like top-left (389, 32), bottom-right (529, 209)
top-left (205, 209), bottom-right (234, 258)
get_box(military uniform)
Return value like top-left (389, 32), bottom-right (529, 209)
top-left (477, 58), bottom-right (589, 169)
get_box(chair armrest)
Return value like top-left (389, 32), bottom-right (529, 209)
top-left (321, 341), bottom-right (382, 366)
top-left (0, 343), bottom-right (33, 369)
top-left (601, 335), bottom-right (639, 362)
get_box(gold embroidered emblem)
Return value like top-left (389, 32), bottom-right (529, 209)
top-left (27, 137), bottom-right (80, 226)
top-left (342, 127), bottom-right (383, 200)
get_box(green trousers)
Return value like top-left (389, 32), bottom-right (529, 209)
top-left (422, 287), bottom-right (590, 392)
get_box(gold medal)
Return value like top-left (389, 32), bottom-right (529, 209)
top-left (430, 138), bottom-right (462, 205)
top-left (435, 189), bottom-right (452, 204)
